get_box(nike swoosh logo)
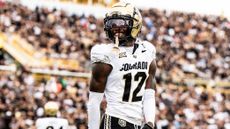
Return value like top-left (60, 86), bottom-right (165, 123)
top-left (142, 50), bottom-right (146, 53)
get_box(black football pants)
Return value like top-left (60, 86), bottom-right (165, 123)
top-left (100, 114), bottom-right (141, 129)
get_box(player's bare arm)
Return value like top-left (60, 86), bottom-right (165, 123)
top-left (90, 62), bottom-right (112, 92)
top-left (145, 60), bottom-right (157, 90)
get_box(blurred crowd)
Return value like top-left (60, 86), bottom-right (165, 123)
top-left (0, 72), bottom-right (229, 129)
top-left (0, 1), bottom-right (230, 129)
top-left (0, 72), bottom-right (89, 129)
top-left (1, 2), bottom-right (230, 80)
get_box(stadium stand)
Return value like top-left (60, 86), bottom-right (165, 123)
top-left (0, 1), bottom-right (229, 129)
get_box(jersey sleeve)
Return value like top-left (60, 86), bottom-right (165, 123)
top-left (143, 41), bottom-right (156, 60)
top-left (90, 44), bottom-right (114, 66)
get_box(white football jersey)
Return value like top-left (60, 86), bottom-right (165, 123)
top-left (35, 117), bottom-right (69, 129)
top-left (91, 40), bottom-right (156, 125)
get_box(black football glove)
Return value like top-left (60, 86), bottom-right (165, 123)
top-left (142, 123), bottom-right (153, 129)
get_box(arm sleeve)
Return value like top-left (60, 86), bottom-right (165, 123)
top-left (143, 89), bottom-right (156, 125)
top-left (87, 91), bottom-right (104, 129)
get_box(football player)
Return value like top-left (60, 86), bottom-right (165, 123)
top-left (88, 2), bottom-right (157, 129)
top-left (35, 101), bottom-right (69, 129)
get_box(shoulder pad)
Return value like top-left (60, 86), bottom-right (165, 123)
top-left (142, 41), bottom-right (156, 60)
top-left (90, 44), bottom-right (115, 65)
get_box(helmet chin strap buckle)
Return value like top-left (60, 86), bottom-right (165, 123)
top-left (112, 34), bottom-right (120, 53)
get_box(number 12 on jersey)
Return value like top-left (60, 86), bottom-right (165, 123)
top-left (122, 72), bottom-right (147, 102)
